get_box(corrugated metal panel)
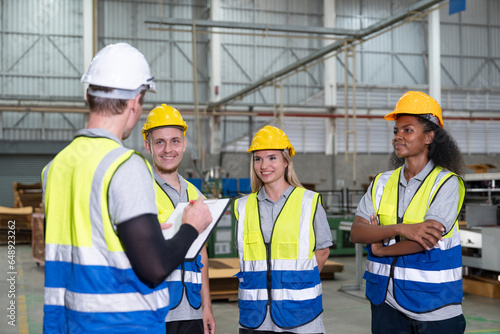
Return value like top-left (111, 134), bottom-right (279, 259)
top-left (463, 26), bottom-right (489, 58)
top-left (446, 120), bottom-right (469, 154)
top-left (488, 121), bottom-right (500, 154)
top-left (1, 111), bottom-right (83, 141)
top-left (461, 0), bottom-right (488, 24)
top-left (2, 0), bottom-right (82, 100)
top-left (469, 121), bottom-right (488, 154)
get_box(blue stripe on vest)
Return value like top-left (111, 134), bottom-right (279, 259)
top-left (270, 269), bottom-right (320, 290)
top-left (167, 254), bottom-right (203, 309)
top-left (44, 261), bottom-right (166, 294)
top-left (239, 299), bottom-right (268, 328)
top-left (236, 271), bottom-right (268, 290)
top-left (398, 245), bottom-right (462, 270)
top-left (272, 295), bottom-right (323, 328)
top-left (43, 305), bottom-right (168, 334)
top-left (393, 280), bottom-right (463, 313)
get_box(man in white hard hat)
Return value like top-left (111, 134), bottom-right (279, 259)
top-left (142, 104), bottom-right (216, 334)
top-left (41, 43), bottom-right (212, 334)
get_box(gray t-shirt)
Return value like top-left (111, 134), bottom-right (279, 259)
top-left (154, 170), bottom-right (204, 322)
top-left (239, 185), bottom-right (333, 333)
top-left (355, 160), bottom-right (462, 321)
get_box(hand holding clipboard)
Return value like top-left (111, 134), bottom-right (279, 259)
top-left (162, 197), bottom-right (232, 260)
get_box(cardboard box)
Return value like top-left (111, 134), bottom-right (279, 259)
top-left (463, 276), bottom-right (500, 298)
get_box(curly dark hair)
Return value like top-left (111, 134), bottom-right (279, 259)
top-left (390, 115), bottom-right (465, 175)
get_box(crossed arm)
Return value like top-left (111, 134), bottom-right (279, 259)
top-left (350, 214), bottom-right (445, 256)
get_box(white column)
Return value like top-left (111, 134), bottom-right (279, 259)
top-left (210, 0), bottom-right (222, 102)
top-left (209, 0), bottom-right (222, 155)
top-left (428, 5), bottom-right (441, 104)
top-left (82, 0), bottom-right (94, 98)
top-left (324, 0), bottom-right (336, 155)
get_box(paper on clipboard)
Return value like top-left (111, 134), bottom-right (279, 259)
top-left (162, 198), bottom-right (232, 260)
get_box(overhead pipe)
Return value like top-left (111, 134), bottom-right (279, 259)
top-left (206, 0), bottom-right (445, 111)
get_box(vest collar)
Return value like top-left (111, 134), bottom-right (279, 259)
top-left (76, 128), bottom-right (123, 145)
top-left (399, 160), bottom-right (435, 186)
top-left (152, 169), bottom-right (186, 196)
top-left (257, 184), bottom-right (294, 203)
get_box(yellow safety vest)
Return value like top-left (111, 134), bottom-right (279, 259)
top-left (42, 135), bottom-right (169, 333)
top-left (364, 166), bottom-right (465, 313)
top-left (154, 180), bottom-right (204, 310)
top-left (235, 187), bottom-right (323, 329)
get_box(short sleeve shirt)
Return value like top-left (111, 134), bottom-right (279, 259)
top-left (355, 160), bottom-right (462, 321)
top-left (239, 185), bottom-right (332, 333)
top-left (153, 170), bottom-right (204, 323)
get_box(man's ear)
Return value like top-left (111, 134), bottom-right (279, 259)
top-left (129, 93), bottom-right (142, 115)
top-left (144, 139), bottom-right (151, 154)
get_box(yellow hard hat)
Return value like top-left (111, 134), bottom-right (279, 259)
top-left (247, 125), bottom-right (295, 157)
top-left (384, 91), bottom-right (444, 129)
top-left (142, 104), bottom-right (187, 140)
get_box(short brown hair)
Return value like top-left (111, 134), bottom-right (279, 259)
top-left (87, 85), bottom-right (146, 116)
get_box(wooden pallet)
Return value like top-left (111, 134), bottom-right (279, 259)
top-left (0, 206), bottom-right (33, 245)
top-left (13, 182), bottom-right (43, 209)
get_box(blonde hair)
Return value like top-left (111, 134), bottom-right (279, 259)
top-left (249, 150), bottom-right (303, 193)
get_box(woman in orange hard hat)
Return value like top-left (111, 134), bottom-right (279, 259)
top-left (351, 91), bottom-right (466, 334)
top-left (233, 125), bottom-right (332, 334)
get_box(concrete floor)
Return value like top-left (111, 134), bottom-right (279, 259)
top-left (1, 245), bottom-right (500, 333)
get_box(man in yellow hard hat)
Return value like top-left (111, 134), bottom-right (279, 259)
top-left (142, 104), bottom-right (216, 334)
top-left (42, 43), bottom-right (213, 333)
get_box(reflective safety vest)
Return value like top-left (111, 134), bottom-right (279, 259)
top-left (364, 166), bottom-right (465, 313)
top-left (155, 181), bottom-right (203, 311)
top-left (234, 187), bottom-right (323, 329)
top-left (42, 135), bottom-right (169, 334)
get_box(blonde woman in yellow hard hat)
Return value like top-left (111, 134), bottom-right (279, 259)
top-left (233, 125), bottom-right (332, 334)
top-left (351, 91), bottom-right (466, 334)
top-left (142, 104), bottom-right (216, 334)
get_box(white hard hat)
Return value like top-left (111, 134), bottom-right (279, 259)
top-left (81, 43), bottom-right (156, 98)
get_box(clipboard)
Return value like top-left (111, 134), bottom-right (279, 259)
top-left (162, 198), bottom-right (232, 261)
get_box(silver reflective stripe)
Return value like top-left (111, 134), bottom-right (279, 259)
top-left (184, 271), bottom-right (202, 284)
top-left (45, 244), bottom-right (132, 269)
top-left (298, 190), bottom-right (314, 259)
top-left (41, 160), bottom-right (52, 204)
top-left (45, 287), bottom-right (170, 312)
top-left (366, 260), bottom-right (391, 277)
top-left (165, 269), bottom-right (182, 282)
top-left (241, 258), bottom-right (317, 272)
top-left (271, 283), bottom-right (322, 301)
top-left (272, 258), bottom-right (317, 271)
top-left (239, 288), bottom-right (268, 301)
top-left (373, 171), bottom-right (392, 212)
top-left (90, 146), bottom-right (133, 251)
top-left (426, 169), bottom-right (449, 208)
top-left (394, 266), bottom-right (462, 284)
top-left (236, 196), bottom-right (249, 265)
top-left (45, 287), bottom-right (65, 306)
top-left (241, 259), bottom-right (267, 272)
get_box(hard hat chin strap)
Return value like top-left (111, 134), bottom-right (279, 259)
top-left (88, 86), bottom-right (146, 100)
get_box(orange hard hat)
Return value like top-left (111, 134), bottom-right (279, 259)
top-left (384, 91), bottom-right (444, 128)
